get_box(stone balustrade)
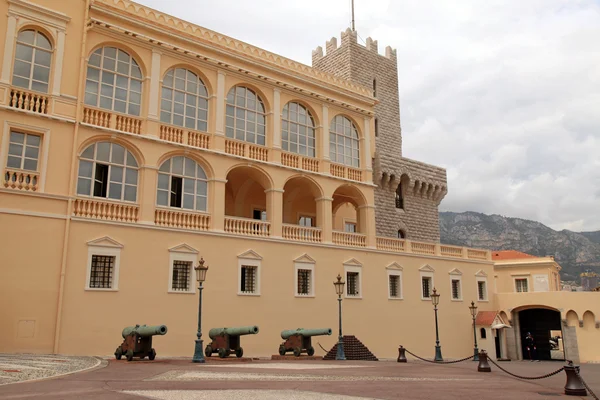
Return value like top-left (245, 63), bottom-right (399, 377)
top-left (332, 231), bottom-right (367, 247)
top-left (282, 224), bottom-right (322, 243)
top-left (3, 168), bottom-right (39, 191)
top-left (9, 89), bottom-right (49, 114)
top-left (224, 216), bottom-right (270, 237)
top-left (73, 198), bottom-right (139, 222)
top-left (155, 208), bottom-right (210, 231)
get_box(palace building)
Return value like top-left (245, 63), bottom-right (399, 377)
top-left (0, 0), bottom-right (598, 362)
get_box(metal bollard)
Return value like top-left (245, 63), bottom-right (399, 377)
top-left (564, 361), bottom-right (587, 396)
top-left (477, 350), bottom-right (491, 372)
top-left (397, 345), bottom-right (407, 363)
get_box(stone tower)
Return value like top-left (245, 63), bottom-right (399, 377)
top-left (312, 29), bottom-right (447, 242)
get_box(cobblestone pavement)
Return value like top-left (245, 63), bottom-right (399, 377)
top-left (0, 354), bottom-right (100, 385)
top-left (0, 357), bottom-right (597, 399)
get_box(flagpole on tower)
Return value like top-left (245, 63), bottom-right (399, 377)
top-left (351, 0), bottom-right (355, 31)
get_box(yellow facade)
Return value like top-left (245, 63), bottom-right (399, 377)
top-left (0, 0), bottom-right (598, 362)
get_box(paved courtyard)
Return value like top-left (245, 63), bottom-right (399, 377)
top-left (0, 355), bottom-right (598, 399)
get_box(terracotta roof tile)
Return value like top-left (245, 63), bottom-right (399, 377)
top-left (492, 250), bottom-right (538, 260)
top-left (476, 311), bottom-right (498, 326)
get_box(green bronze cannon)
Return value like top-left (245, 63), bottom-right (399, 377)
top-left (205, 326), bottom-right (259, 358)
top-left (279, 328), bottom-right (332, 357)
top-left (114, 324), bottom-right (168, 361)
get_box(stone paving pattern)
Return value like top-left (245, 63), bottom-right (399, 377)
top-left (0, 354), bottom-right (99, 385)
top-left (0, 357), bottom-right (598, 399)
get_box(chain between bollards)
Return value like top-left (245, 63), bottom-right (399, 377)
top-left (571, 361), bottom-right (597, 399)
top-left (487, 356), bottom-right (565, 380)
top-left (400, 346), bottom-right (474, 364)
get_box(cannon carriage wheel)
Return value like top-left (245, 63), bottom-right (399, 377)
top-left (278, 345), bottom-right (286, 356)
top-left (293, 347), bottom-right (302, 357)
top-left (205, 345), bottom-right (213, 358)
top-left (115, 347), bottom-right (123, 360)
top-left (149, 348), bottom-right (156, 361)
top-left (307, 346), bottom-right (315, 356)
top-left (126, 350), bottom-right (134, 362)
top-left (235, 347), bottom-right (243, 358)
top-left (218, 348), bottom-right (228, 358)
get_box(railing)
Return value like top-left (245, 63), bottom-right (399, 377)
top-left (440, 245), bottom-right (463, 258)
top-left (3, 168), bottom-right (39, 191)
top-left (332, 231), bottom-right (366, 247)
top-left (329, 163), bottom-right (363, 182)
top-left (73, 198), bottom-right (139, 222)
top-left (467, 249), bottom-right (489, 260)
top-left (330, 164), bottom-right (345, 178)
top-left (282, 224), bottom-right (322, 243)
top-left (160, 125), bottom-right (184, 144)
top-left (281, 152), bottom-right (319, 172)
top-left (155, 208), bottom-right (210, 230)
top-left (302, 157), bottom-right (319, 172)
top-left (281, 152), bottom-right (299, 168)
top-left (411, 241), bottom-right (436, 255)
top-left (115, 114), bottom-right (142, 134)
top-left (9, 89), bottom-right (49, 114)
top-left (348, 167), bottom-right (362, 181)
top-left (83, 107), bottom-right (111, 128)
top-left (225, 139), bottom-right (245, 157)
top-left (376, 237), bottom-right (405, 252)
top-left (188, 131), bottom-right (210, 149)
top-left (224, 216), bottom-right (270, 237)
top-left (248, 144), bottom-right (268, 161)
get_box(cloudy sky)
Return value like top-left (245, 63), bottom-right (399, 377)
top-left (138, 0), bottom-right (600, 232)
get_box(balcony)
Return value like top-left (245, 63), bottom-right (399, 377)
top-left (155, 208), bottom-right (210, 231)
top-left (73, 198), bottom-right (139, 223)
top-left (225, 216), bottom-right (270, 237)
top-left (283, 224), bottom-right (322, 243)
top-left (225, 139), bottom-right (269, 162)
top-left (330, 163), bottom-right (363, 182)
top-left (159, 124), bottom-right (210, 149)
top-left (281, 152), bottom-right (319, 173)
top-left (333, 231), bottom-right (366, 247)
top-left (83, 106), bottom-right (142, 135)
top-left (3, 168), bottom-right (39, 192)
top-left (9, 88), bottom-right (50, 115)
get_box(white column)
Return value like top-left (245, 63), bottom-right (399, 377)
top-left (51, 30), bottom-right (66, 96)
top-left (272, 88), bottom-right (281, 149)
top-left (363, 116), bottom-right (372, 170)
top-left (215, 71), bottom-right (226, 135)
top-left (1, 15), bottom-right (18, 84)
top-left (321, 105), bottom-right (329, 160)
top-left (147, 49), bottom-right (161, 120)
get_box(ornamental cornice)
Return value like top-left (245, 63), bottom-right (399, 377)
top-left (91, 0), bottom-right (373, 100)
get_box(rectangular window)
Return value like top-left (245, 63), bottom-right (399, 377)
top-left (389, 275), bottom-right (401, 298)
top-left (451, 279), bottom-right (461, 300)
top-left (170, 176), bottom-right (182, 208)
top-left (171, 260), bottom-right (192, 291)
top-left (93, 163), bottom-right (109, 197)
top-left (297, 269), bottom-right (311, 296)
top-left (344, 222), bottom-right (357, 233)
top-left (299, 216), bottom-right (314, 227)
top-left (89, 255), bottom-right (115, 289)
top-left (6, 131), bottom-right (40, 171)
top-left (515, 278), bottom-right (529, 293)
top-left (240, 265), bottom-right (257, 294)
top-left (347, 271), bottom-right (360, 296)
top-left (422, 277), bottom-right (432, 298)
top-left (478, 280), bottom-right (487, 300)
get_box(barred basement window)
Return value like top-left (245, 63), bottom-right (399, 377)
top-left (297, 269), bottom-right (311, 295)
top-left (389, 275), bottom-right (401, 298)
top-left (240, 265), bottom-right (257, 294)
top-left (515, 278), bottom-right (528, 293)
top-left (89, 255), bottom-right (115, 289)
top-left (347, 271), bottom-right (359, 296)
top-left (171, 260), bottom-right (192, 291)
top-left (451, 279), bottom-right (461, 300)
top-left (478, 280), bottom-right (487, 300)
top-left (422, 277), bottom-right (432, 298)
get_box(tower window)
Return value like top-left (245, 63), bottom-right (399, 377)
top-left (397, 230), bottom-right (406, 239)
top-left (372, 78), bottom-right (376, 97)
top-left (374, 118), bottom-right (378, 137)
top-left (395, 184), bottom-right (404, 209)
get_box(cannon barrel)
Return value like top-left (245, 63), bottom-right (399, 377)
top-left (281, 328), bottom-right (332, 340)
top-left (209, 326), bottom-right (259, 339)
top-left (121, 324), bottom-right (168, 338)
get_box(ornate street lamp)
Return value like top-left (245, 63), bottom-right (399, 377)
top-left (192, 257), bottom-right (209, 363)
top-left (431, 287), bottom-right (443, 361)
top-left (333, 274), bottom-right (346, 360)
top-left (469, 301), bottom-right (479, 361)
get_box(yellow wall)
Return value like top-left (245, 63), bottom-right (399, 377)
top-left (495, 260), bottom-right (561, 293)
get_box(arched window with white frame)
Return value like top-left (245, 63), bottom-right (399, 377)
top-left (156, 156), bottom-right (208, 212)
top-left (160, 68), bottom-right (209, 131)
top-left (330, 115), bottom-right (360, 167)
top-left (282, 102), bottom-right (316, 157)
top-left (84, 47), bottom-right (142, 116)
top-left (76, 142), bottom-right (139, 202)
top-left (12, 29), bottom-right (53, 93)
top-left (225, 86), bottom-right (266, 145)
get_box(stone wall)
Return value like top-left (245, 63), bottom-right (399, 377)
top-left (312, 29), bottom-right (447, 242)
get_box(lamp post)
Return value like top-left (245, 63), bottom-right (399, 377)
top-left (192, 257), bottom-right (209, 363)
top-left (431, 288), bottom-right (443, 361)
top-left (333, 274), bottom-right (346, 361)
top-left (469, 301), bottom-right (479, 361)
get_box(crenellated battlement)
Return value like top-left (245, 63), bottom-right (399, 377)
top-left (312, 28), bottom-right (397, 65)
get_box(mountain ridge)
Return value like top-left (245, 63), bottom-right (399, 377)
top-left (439, 211), bottom-right (600, 281)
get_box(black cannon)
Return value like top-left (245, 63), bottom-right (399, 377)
top-left (279, 328), bottom-right (332, 357)
top-left (114, 324), bottom-right (168, 361)
top-left (205, 326), bottom-right (259, 358)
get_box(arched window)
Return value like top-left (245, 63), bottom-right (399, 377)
top-left (330, 115), bottom-right (359, 167)
top-left (480, 328), bottom-right (487, 339)
top-left (85, 47), bottom-right (142, 116)
top-left (160, 68), bottom-right (208, 131)
top-left (282, 102), bottom-right (316, 157)
top-left (372, 78), bottom-right (376, 97)
top-left (157, 156), bottom-right (207, 211)
top-left (225, 86), bottom-right (266, 145)
top-left (374, 118), bottom-right (379, 137)
top-left (397, 230), bottom-right (406, 239)
top-left (12, 29), bottom-right (52, 93)
top-left (77, 142), bottom-right (139, 202)
top-left (395, 183), bottom-right (404, 209)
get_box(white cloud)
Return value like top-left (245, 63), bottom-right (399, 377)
top-left (138, 0), bottom-right (600, 231)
